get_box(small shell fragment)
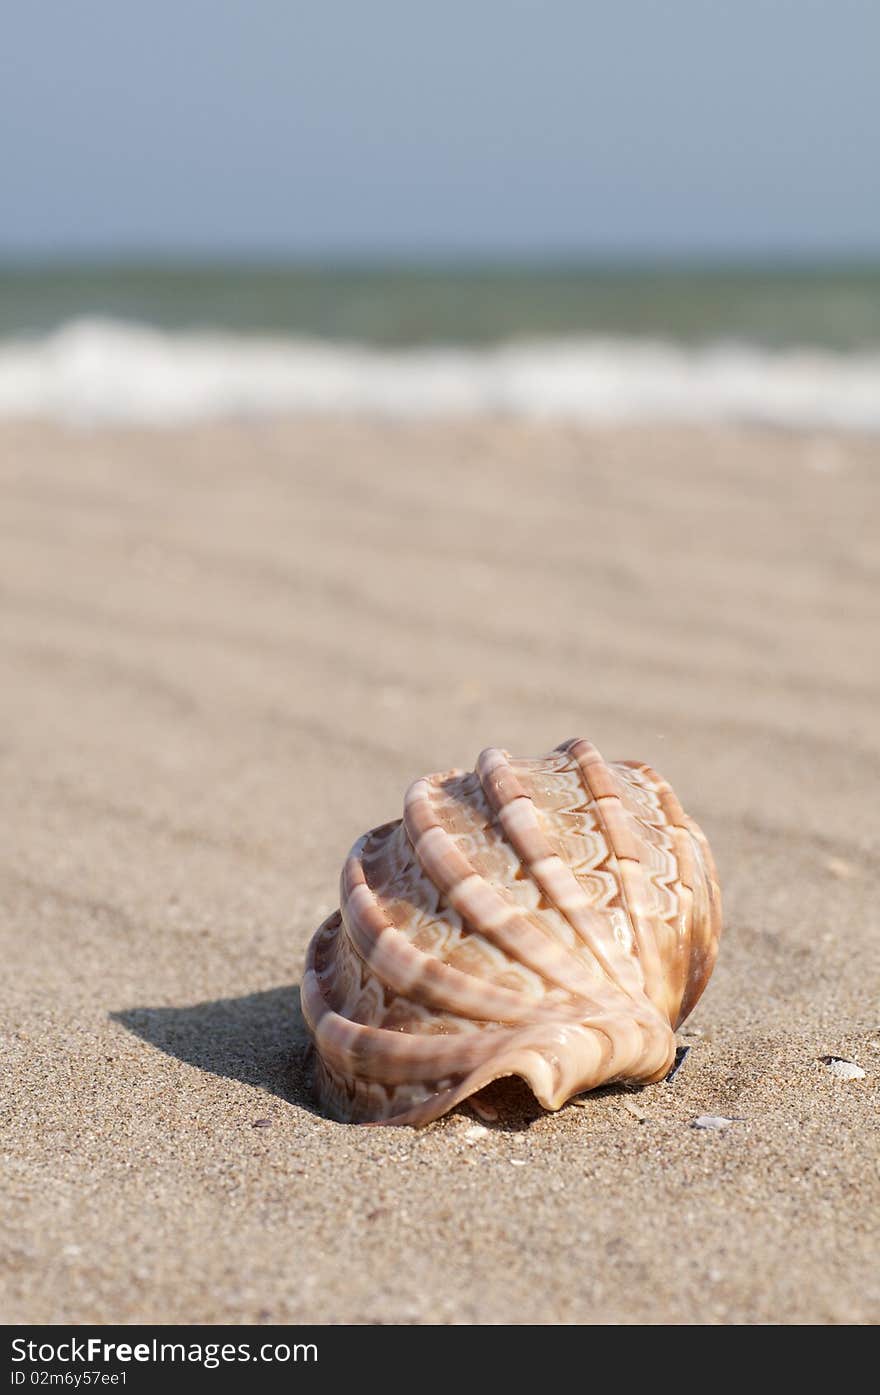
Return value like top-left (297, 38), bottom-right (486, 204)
top-left (463, 1124), bottom-right (489, 1143)
top-left (622, 1099), bottom-right (648, 1123)
top-left (824, 857), bottom-right (855, 880)
top-left (819, 1056), bottom-right (866, 1080)
top-left (691, 1114), bottom-right (741, 1130)
top-left (467, 1094), bottom-right (499, 1123)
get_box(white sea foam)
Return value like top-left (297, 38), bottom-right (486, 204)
top-left (0, 318), bottom-right (878, 430)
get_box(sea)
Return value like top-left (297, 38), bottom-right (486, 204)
top-left (1, 261), bottom-right (878, 429)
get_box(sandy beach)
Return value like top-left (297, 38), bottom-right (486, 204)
top-left (1, 416), bottom-right (878, 1325)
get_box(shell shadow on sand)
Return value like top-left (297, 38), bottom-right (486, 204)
top-left (111, 984), bottom-right (319, 1113)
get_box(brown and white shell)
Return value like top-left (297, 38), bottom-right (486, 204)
top-left (303, 738), bottom-right (721, 1125)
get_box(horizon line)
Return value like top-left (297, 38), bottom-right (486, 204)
top-left (2, 247), bottom-right (880, 274)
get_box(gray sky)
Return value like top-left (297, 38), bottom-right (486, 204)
top-left (2, 0), bottom-right (878, 258)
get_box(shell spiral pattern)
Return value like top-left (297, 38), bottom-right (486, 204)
top-left (303, 738), bottom-right (721, 1125)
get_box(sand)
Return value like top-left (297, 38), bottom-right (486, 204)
top-left (1, 417), bottom-right (878, 1326)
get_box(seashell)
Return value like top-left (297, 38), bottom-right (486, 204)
top-left (302, 738), bottom-right (722, 1125)
top-left (819, 1056), bottom-right (865, 1080)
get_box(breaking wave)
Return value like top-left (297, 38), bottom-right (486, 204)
top-left (1, 318), bottom-right (878, 430)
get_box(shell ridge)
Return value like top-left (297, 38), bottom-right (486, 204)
top-left (564, 738), bottom-right (669, 1013)
top-left (306, 963), bottom-right (638, 1092)
top-left (339, 843), bottom-right (581, 1026)
top-left (614, 759), bottom-right (722, 1025)
top-left (401, 775), bottom-right (603, 1000)
top-left (476, 744), bottom-right (649, 1003)
top-left (611, 761), bottom-right (692, 1020)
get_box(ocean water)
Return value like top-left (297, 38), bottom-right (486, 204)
top-left (1, 262), bottom-right (878, 428)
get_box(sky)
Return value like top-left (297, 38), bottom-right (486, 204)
top-left (2, 0), bottom-right (879, 260)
